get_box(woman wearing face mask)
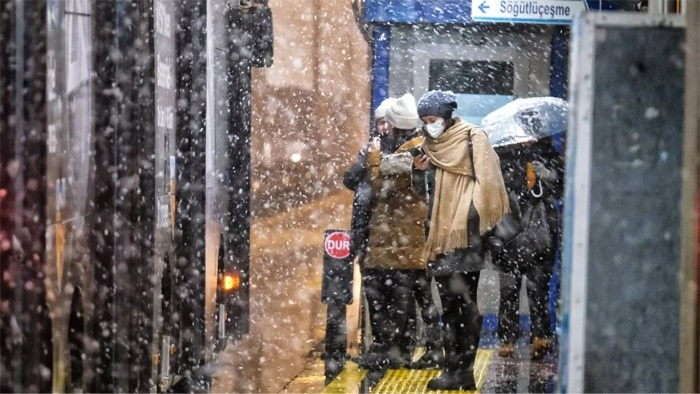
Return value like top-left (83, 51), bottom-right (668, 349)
top-left (412, 90), bottom-right (510, 390)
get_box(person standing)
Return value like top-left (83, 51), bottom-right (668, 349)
top-left (413, 90), bottom-right (510, 390)
top-left (494, 136), bottom-right (564, 360)
top-left (354, 94), bottom-right (441, 370)
top-left (344, 97), bottom-right (398, 369)
top-left (344, 97), bottom-right (396, 265)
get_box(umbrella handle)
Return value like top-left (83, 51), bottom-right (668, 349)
top-left (530, 180), bottom-right (543, 198)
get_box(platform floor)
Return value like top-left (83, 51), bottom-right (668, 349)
top-left (282, 337), bottom-right (557, 393)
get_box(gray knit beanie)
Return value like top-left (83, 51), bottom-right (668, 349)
top-left (417, 90), bottom-right (458, 119)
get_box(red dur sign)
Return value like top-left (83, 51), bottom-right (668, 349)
top-left (324, 232), bottom-right (351, 259)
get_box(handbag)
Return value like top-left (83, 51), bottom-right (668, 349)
top-left (507, 200), bottom-right (552, 257)
top-left (468, 132), bottom-right (523, 250)
top-left (491, 191), bottom-right (523, 247)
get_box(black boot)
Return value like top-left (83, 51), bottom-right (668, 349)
top-left (355, 352), bottom-right (388, 370)
top-left (409, 346), bottom-right (444, 369)
top-left (354, 344), bottom-right (389, 370)
top-left (409, 322), bottom-right (444, 369)
top-left (386, 345), bottom-right (411, 369)
top-left (426, 354), bottom-right (476, 391)
top-left (427, 332), bottom-right (477, 389)
top-left (427, 370), bottom-right (476, 391)
top-left (427, 312), bottom-right (482, 390)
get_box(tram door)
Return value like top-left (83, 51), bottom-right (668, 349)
top-left (388, 24), bottom-right (555, 317)
top-left (563, 15), bottom-right (686, 393)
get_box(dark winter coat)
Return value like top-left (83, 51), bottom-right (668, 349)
top-left (363, 131), bottom-right (428, 270)
top-left (344, 135), bottom-right (404, 264)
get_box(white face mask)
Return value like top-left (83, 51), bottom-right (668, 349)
top-left (425, 119), bottom-right (445, 138)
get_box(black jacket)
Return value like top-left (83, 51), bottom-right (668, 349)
top-left (496, 138), bottom-right (564, 204)
top-left (494, 137), bottom-right (564, 271)
top-left (344, 146), bottom-right (372, 263)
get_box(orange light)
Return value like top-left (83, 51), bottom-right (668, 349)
top-left (222, 273), bottom-right (240, 291)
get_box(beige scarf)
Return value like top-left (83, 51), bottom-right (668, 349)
top-left (422, 118), bottom-right (510, 261)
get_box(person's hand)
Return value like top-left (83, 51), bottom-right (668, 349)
top-left (413, 155), bottom-right (430, 170)
top-left (531, 160), bottom-right (556, 182)
top-left (531, 160), bottom-right (546, 175)
top-left (368, 137), bottom-right (381, 153)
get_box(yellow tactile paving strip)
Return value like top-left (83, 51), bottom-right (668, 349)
top-left (282, 359), bottom-right (327, 393)
top-left (323, 361), bottom-right (368, 394)
top-left (372, 350), bottom-right (494, 394)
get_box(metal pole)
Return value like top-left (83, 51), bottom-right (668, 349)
top-left (680, 1), bottom-right (700, 391)
top-left (11, 1), bottom-right (25, 389)
top-left (324, 302), bottom-right (348, 384)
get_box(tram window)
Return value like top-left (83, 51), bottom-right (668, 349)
top-left (429, 60), bottom-right (514, 125)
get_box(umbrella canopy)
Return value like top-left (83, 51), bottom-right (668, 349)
top-left (480, 97), bottom-right (568, 147)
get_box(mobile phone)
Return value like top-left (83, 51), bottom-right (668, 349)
top-left (407, 146), bottom-right (424, 157)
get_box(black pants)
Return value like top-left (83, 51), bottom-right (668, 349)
top-left (362, 269), bottom-right (440, 357)
top-left (435, 271), bottom-right (482, 372)
top-left (497, 250), bottom-right (555, 344)
top-left (406, 270), bottom-right (441, 351)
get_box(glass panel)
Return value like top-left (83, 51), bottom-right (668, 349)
top-left (429, 60), bottom-right (515, 124)
top-left (454, 93), bottom-right (513, 125)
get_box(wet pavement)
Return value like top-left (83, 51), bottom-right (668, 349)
top-left (212, 190), bottom-right (356, 393)
top-left (482, 340), bottom-right (558, 393)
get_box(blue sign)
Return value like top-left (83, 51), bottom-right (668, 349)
top-left (365, 0), bottom-right (475, 24)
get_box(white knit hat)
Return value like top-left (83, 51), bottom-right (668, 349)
top-left (375, 97), bottom-right (397, 119)
top-left (386, 93), bottom-right (419, 130)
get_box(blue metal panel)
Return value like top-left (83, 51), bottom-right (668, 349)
top-left (585, 0), bottom-right (622, 11)
top-left (365, 0), bottom-right (622, 24)
top-left (559, 134), bottom-right (577, 392)
top-left (549, 200), bottom-right (563, 334)
top-left (549, 28), bottom-right (568, 100)
top-left (371, 25), bottom-right (391, 114)
top-left (549, 27), bottom-right (568, 155)
top-left (365, 0), bottom-right (474, 24)
top-left (547, 28), bottom-right (567, 336)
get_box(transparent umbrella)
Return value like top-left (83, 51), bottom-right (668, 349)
top-left (480, 97), bottom-right (568, 147)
